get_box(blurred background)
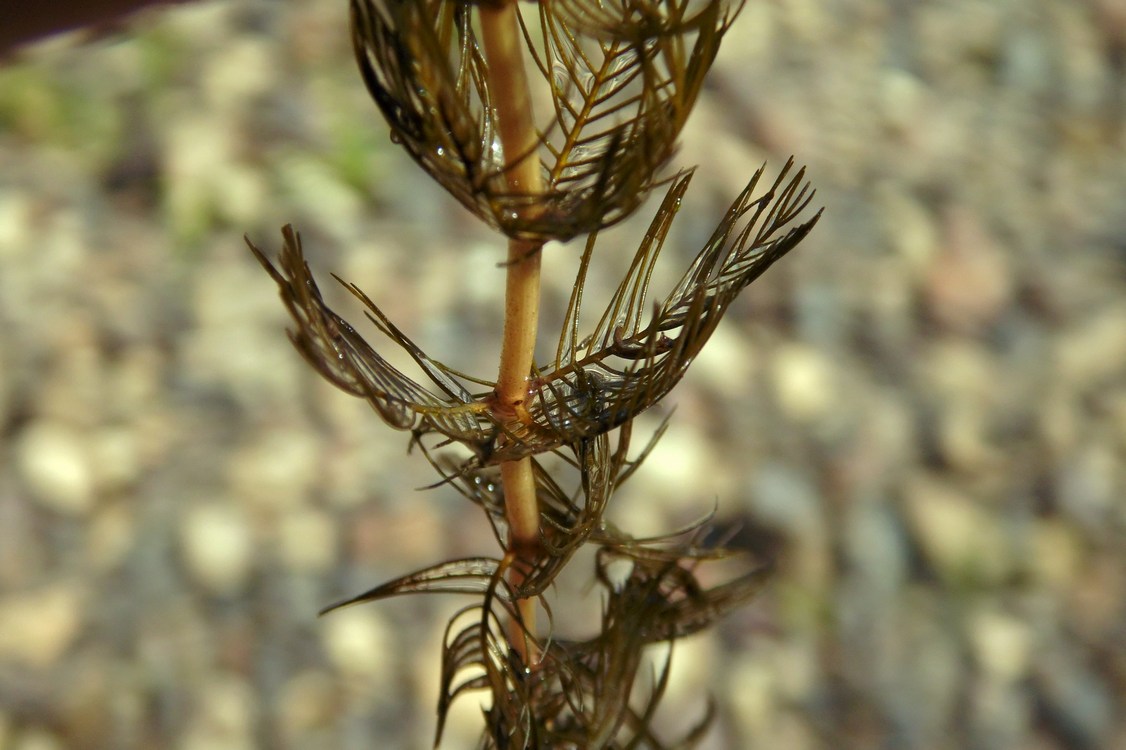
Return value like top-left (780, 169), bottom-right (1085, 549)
top-left (1, 0), bottom-right (1124, 748)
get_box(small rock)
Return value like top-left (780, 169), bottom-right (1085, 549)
top-left (86, 502), bottom-right (136, 572)
top-left (322, 606), bottom-right (394, 680)
top-left (15, 420), bottom-right (96, 516)
top-left (1056, 442), bottom-right (1117, 530)
top-left (923, 206), bottom-right (1013, 333)
top-left (1029, 519), bottom-right (1083, 592)
top-left (769, 342), bottom-right (838, 425)
top-left (935, 401), bottom-right (1001, 473)
top-left (90, 426), bottom-right (141, 492)
top-left (726, 652), bottom-right (777, 738)
top-left (878, 186), bottom-right (938, 273)
top-left (180, 673), bottom-right (256, 750)
top-left (180, 503), bottom-right (255, 596)
top-left (320, 607), bottom-right (400, 707)
top-left (278, 670), bottom-right (337, 737)
top-left (901, 473), bottom-right (1010, 586)
top-left (968, 607), bottom-right (1033, 684)
top-left (277, 507), bottom-right (336, 573)
top-left (12, 729), bottom-right (63, 750)
top-left (227, 428), bottom-right (321, 512)
top-left (0, 584), bottom-right (85, 668)
top-left (1054, 304), bottom-right (1126, 394)
top-left (918, 338), bottom-right (998, 408)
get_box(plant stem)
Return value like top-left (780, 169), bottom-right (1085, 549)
top-left (479, 0), bottom-right (544, 665)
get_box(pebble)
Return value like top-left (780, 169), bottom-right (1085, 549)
top-left (180, 674), bottom-right (257, 750)
top-left (321, 606), bottom-right (394, 681)
top-left (15, 420), bottom-right (96, 516)
top-left (768, 341), bottom-right (838, 425)
top-left (277, 507), bottom-right (336, 573)
top-left (1029, 519), bottom-right (1084, 592)
top-left (1054, 304), bottom-right (1126, 393)
top-left (626, 419), bottom-right (724, 519)
top-left (878, 185), bottom-right (938, 273)
top-left (277, 670), bottom-right (337, 738)
top-left (180, 503), bottom-right (255, 596)
top-left (967, 607), bottom-right (1033, 684)
top-left (0, 583), bottom-right (84, 668)
top-left (1056, 442), bottom-right (1118, 530)
top-left (86, 501), bottom-right (136, 572)
top-left (10, 730), bottom-right (63, 750)
top-left (89, 426), bottom-right (141, 493)
top-left (901, 472), bottom-right (1009, 586)
top-left (935, 401), bottom-right (1002, 473)
top-left (923, 206), bottom-right (1014, 334)
top-left (725, 651), bottom-right (776, 738)
top-left (227, 427), bottom-right (321, 513)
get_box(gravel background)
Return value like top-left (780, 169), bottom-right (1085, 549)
top-left (1, 0), bottom-right (1125, 748)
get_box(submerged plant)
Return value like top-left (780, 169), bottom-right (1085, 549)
top-left (248, 0), bottom-right (819, 745)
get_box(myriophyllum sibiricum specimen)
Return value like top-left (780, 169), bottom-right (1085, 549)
top-left (248, 0), bottom-right (820, 746)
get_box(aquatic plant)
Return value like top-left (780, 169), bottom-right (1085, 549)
top-left (249, 0), bottom-right (819, 745)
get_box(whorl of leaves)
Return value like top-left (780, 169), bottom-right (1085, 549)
top-left (351, 0), bottom-right (742, 242)
top-left (248, 159), bottom-right (818, 466)
top-left (320, 490), bottom-right (773, 749)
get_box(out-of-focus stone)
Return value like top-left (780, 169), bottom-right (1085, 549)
top-left (918, 338), bottom-right (998, 408)
top-left (1029, 519), bottom-right (1083, 592)
top-left (12, 729), bottom-right (63, 750)
top-left (201, 38), bottom-right (277, 114)
top-left (726, 651), bottom-right (777, 738)
top-left (1039, 388), bottom-right (1078, 460)
top-left (1054, 304), bottom-right (1126, 393)
top-left (227, 428), bottom-right (320, 512)
top-left (277, 507), bottom-right (336, 573)
top-left (183, 251), bottom-right (303, 413)
top-left (923, 206), bottom-right (1014, 334)
top-left (630, 419), bottom-right (724, 514)
top-left (0, 583), bottom-right (85, 668)
top-left (902, 473), bottom-right (1009, 586)
top-left (180, 503), bottom-right (255, 596)
top-left (936, 401), bottom-right (1001, 473)
top-left (879, 69), bottom-right (927, 138)
top-left (322, 606), bottom-right (394, 681)
top-left (878, 185), bottom-right (938, 273)
top-left (87, 502), bottom-right (136, 572)
top-left (771, 637), bottom-right (819, 704)
top-left (164, 113), bottom-right (235, 242)
top-left (278, 669), bottom-right (337, 738)
top-left (90, 426), bottom-right (141, 492)
top-left (180, 674), bottom-right (257, 750)
top-left (968, 607), bottom-right (1033, 684)
top-left (15, 420), bottom-right (96, 516)
top-left (275, 154), bottom-right (364, 240)
top-left (692, 324), bottom-right (758, 400)
top-left (0, 190), bottom-right (32, 259)
top-left (1056, 442), bottom-right (1117, 529)
top-left (768, 342), bottom-right (838, 425)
